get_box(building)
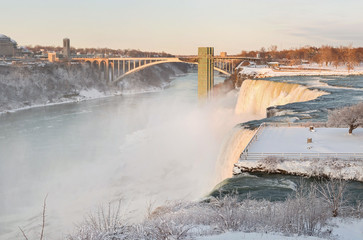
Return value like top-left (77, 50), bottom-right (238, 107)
top-left (48, 52), bottom-right (58, 62)
top-left (63, 38), bottom-right (70, 59)
top-left (267, 62), bottom-right (280, 69)
top-left (220, 52), bottom-right (227, 57)
top-left (0, 34), bottom-right (17, 57)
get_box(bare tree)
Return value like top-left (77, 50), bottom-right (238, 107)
top-left (343, 45), bottom-right (358, 73)
top-left (327, 102), bottom-right (363, 134)
top-left (268, 45), bottom-right (278, 60)
top-left (40, 195), bottom-right (47, 240)
top-left (18, 195), bottom-right (48, 240)
top-left (314, 179), bottom-right (347, 217)
top-left (319, 45), bottom-right (333, 66)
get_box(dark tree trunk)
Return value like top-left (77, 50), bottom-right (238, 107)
top-left (349, 125), bottom-right (355, 134)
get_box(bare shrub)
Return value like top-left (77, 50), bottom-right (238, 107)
top-left (209, 195), bottom-right (242, 231)
top-left (68, 199), bottom-right (132, 240)
top-left (136, 201), bottom-right (197, 240)
top-left (261, 156), bottom-right (282, 172)
top-left (281, 181), bottom-right (330, 235)
top-left (19, 195), bottom-right (48, 240)
top-left (136, 218), bottom-right (194, 240)
top-left (314, 179), bottom-right (347, 217)
top-left (68, 180), bottom-right (359, 239)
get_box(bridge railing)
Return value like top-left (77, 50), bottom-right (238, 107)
top-left (240, 152), bottom-right (363, 161)
top-left (262, 122), bottom-right (328, 128)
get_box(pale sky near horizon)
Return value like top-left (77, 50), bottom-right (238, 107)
top-left (1, 0), bottom-right (362, 55)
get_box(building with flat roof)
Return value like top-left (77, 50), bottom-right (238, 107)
top-left (0, 34), bottom-right (17, 57)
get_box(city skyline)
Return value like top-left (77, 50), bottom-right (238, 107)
top-left (1, 0), bottom-right (363, 55)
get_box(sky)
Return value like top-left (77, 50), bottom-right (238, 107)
top-left (1, 0), bottom-right (363, 55)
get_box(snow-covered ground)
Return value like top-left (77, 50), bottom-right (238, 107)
top-left (248, 127), bottom-right (363, 153)
top-left (197, 218), bottom-right (363, 240)
top-left (239, 64), bottom-right (363, 78)
top-left (196, 232), bottom-right (323, 240)
top-left (0, 88), bottom-right (119, 115)
top-left (197, 232), bottom-right (324, 240)
top-left (234, 126), bottom-right (363, 180)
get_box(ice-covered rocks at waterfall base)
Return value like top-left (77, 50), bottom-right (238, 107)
top-left (233, 126), bottom-right (363, 181)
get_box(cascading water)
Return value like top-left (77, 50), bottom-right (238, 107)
top-left (215, 126), bottom-right (256, 183)
top-left (214, 78), bottom-right (329, 189)
top-left (235, 79), bottom-right (327, 116)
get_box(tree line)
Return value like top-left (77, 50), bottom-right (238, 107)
top-left (241, 45), bottom-right (362, 70)
top-left (24, 45), bottom-right (174, 58)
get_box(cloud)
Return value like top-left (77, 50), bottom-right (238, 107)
top-left (285, 22), bottom-right (363, 44)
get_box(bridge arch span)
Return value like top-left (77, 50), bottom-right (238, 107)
top-left (113, 59), bottom-right (231, 83)
top-left (91, 60), bottom-right (99, 69)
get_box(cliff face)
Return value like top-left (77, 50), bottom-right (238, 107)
top-left (0, 62), bottom-right (190, 112)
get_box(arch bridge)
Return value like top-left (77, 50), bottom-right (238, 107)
top-left (73, 55), bottom-right (259, 83)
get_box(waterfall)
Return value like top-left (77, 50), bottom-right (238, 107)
top-left (215, 126), bottom-right (256, 183)
top-left (235, 79), bottom-right (327, 116)
top-left (215, 79), bottom-right (327, 184)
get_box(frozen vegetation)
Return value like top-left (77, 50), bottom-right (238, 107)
top-left (67, 180), bottom-right (363, 240)
top-left (0, 62), bottom-right (189, 113)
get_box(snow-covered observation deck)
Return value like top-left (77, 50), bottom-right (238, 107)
top-left (234, 123), bottom-right (363, 180)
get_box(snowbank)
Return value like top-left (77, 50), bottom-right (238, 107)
top-left (329, 218), bottom-right (363, 240)
top-left (196, 231), bottom-right (325, 240)
top-left (79, 89), bottom-right (107, 99)
top-left (239, 64), bottom-right (363, 78)
top-left (196, 218), bottom-right (363, 240)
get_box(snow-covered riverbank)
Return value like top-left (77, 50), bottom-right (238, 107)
top-left (238, 64), bottom-right (363, 78)
top-left (0, 63), bottom-right (189, 114)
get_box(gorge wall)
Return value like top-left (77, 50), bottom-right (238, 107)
top-left (0, 62), bottom-right (190, 112)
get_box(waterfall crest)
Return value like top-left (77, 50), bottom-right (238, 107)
top-left (215, 126), bottom-right (256, 183)
top-left (235, 79), bottom-right (327, 116)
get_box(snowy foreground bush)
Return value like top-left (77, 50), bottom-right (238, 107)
top-left (67, 182), bottom-right (362, 240)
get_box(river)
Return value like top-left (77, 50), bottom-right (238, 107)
top-left (1, 72), bottom-right (363, 239)
top-left (0, 72), bottom-right (254, 239)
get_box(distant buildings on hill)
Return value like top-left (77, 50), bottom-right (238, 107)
top-left (0, 34), bottom-right (75, 64)
top-left (0, 34), bottom-right (19, 57)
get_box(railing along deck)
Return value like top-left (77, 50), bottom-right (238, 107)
top-left (241, 152), bottom-right (363, 161)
